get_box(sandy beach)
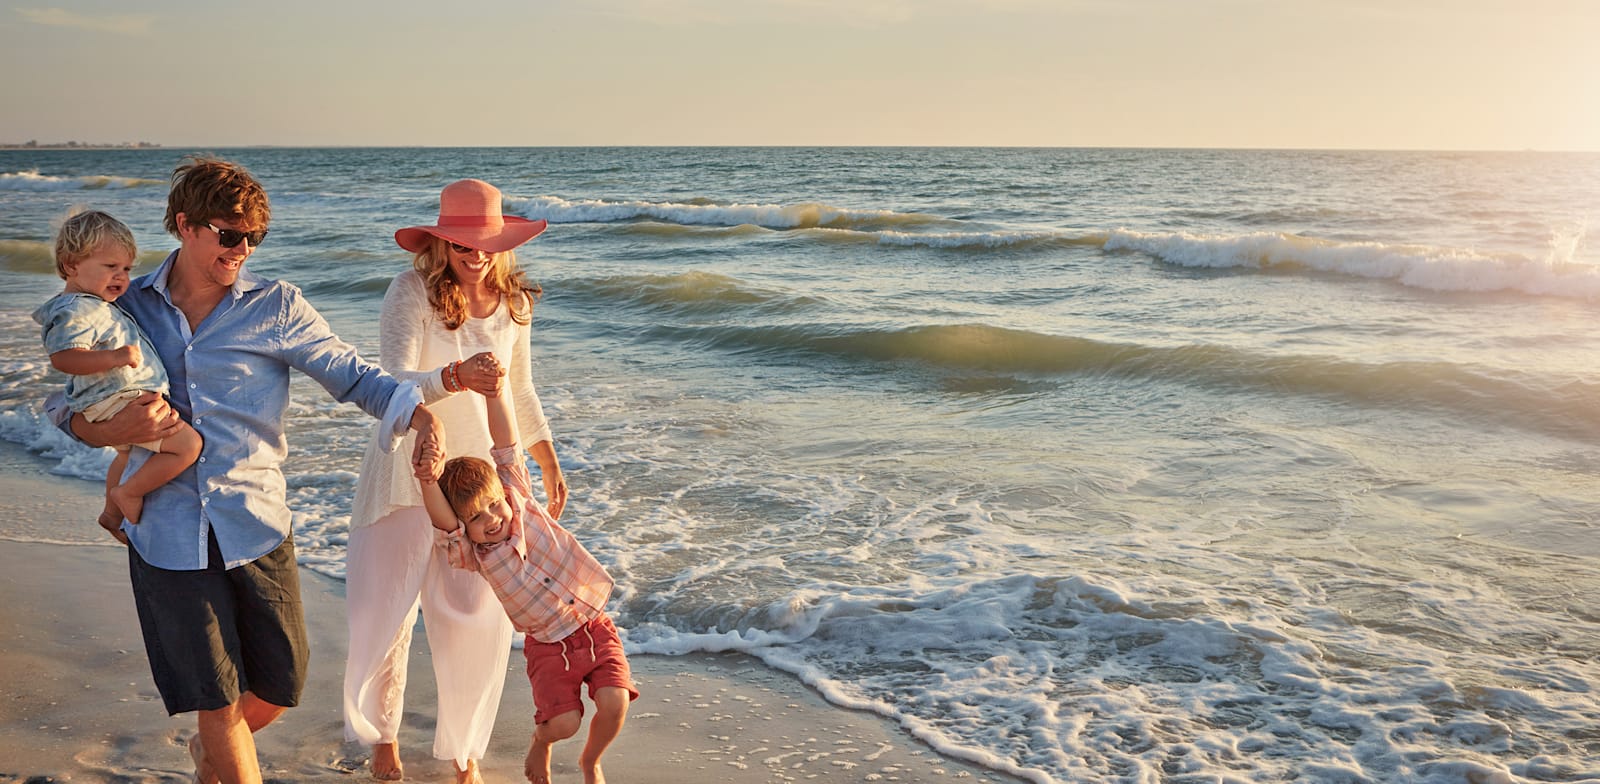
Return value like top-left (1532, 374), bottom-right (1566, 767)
top-left (0, 440), bottom-right (1015, 784)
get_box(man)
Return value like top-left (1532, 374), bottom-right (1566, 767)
top-left (53, 157), bottom-right (443, 784)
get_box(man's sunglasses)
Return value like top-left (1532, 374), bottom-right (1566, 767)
top-left (202, 222), bottom-right (269, 249)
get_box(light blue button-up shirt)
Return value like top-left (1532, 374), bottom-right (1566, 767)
top-left (51, 250), bottom-right (419, 570)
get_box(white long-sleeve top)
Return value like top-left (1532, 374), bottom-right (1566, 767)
top-left (349, 269), bottom-right (553, 530)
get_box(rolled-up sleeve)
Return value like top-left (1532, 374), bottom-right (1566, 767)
top-left (278, 284), bottom-right (416, 447)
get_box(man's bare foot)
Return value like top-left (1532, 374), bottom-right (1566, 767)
top-left (189, 733), bottom-right (218, 784)
top-left (369, 741), bottom-right (403, 781)
top-left (109, 485), bottom-right (145, 525)
top-left (453, 759), bottom-right (483, 784)
top-left (524, 741), bottom-right (553, 784)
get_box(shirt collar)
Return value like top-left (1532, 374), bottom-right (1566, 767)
top-left (141, 249), bottom-right (266, 301)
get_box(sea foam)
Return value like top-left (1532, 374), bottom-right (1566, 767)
top-left (0, 169), bottom-right (160, 190)
top-left (1105, 228), bottom-right (1600, 299)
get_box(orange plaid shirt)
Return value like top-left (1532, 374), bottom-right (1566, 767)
top-left (439, 445), bottom-right (614, 643)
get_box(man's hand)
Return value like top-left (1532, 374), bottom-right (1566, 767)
top-left (72, 391), bottom-right (181, 448)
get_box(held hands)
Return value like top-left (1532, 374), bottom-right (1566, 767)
top-left (455, 351), bottom-right (505, 398)
top-left (409, 404), bottom-right (446, 482)
top-left (413, 436), bottom-right (445, 483)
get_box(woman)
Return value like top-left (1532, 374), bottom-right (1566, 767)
top-left (343, 179), bottom-right (567, 783)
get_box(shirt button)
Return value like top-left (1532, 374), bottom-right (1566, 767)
top-left (194, 418), bottom-right (202, 426)
top-left (201, 497), bottom-right (208, 505)
top-left (198, 457), bottom-right (206, 463)
top-left (189, 383), bottom-right (197, 389)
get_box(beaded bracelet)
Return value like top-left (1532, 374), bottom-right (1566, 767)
top-left (444, 361), bottom-right (461, 392)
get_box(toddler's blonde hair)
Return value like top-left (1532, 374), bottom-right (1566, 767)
top-left (54, 208), bottom-right (136, 279)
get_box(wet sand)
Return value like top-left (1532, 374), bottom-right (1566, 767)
top-left (0, 441), bottom-right (1014, 783)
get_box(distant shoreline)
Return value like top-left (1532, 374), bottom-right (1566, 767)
top-left (0, 143), bottom-right (161, 150)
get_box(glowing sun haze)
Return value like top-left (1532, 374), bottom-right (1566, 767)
top-left (1, 0), bottom-right (1595, 150)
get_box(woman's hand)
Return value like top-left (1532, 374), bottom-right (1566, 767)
top-left (457, 351), bottom-right (505, 398)
top-left (542, 469), bottom-right (568, 520)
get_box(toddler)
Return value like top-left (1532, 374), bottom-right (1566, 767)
top-left (32, 209), bottom-right (202, 529)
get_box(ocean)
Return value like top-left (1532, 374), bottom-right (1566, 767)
top-left (2, 146), bottom-right (1598, 783)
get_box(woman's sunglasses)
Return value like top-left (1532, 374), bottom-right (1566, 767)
top-left (202, 222), bottom-right (269, 249)
top-left (447, 241), bottom-right (488, 255)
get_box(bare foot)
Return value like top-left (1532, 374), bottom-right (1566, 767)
top-left (581, 761), bottom-right (606, 784)
top-left (370, 741), bottom-right (403, 781)
top-left (524, 741), bottom-right (552, 784)
top-left (109, 485), bottom-right (145, 525)
top-left (97, 503), bottom-right (128, 545)
top-left (453, 759), bottom-right (484, 784)
top-left (189, 733), bottom-right (218, 784)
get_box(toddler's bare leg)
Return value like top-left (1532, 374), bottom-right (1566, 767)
top-left (109, 424), bottom-right (202, 524)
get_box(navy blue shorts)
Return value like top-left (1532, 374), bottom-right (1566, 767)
top-left (127, 535), bottom-right (308, 715)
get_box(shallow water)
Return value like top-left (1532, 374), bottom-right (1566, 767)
top-left (3, 147), bottom-right (1599, 783)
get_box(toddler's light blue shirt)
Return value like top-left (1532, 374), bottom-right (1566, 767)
top-left (33, 292), bottom-right (168, 412)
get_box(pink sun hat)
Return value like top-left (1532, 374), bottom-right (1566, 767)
top-left (395, 178), bottom-right (548, 253)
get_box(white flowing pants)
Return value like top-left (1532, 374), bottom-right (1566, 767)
top-left (343, 506), bottom-right (514, 767)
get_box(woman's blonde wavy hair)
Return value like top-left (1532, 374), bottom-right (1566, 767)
top-left (414, 237), bottom-right (541, 330)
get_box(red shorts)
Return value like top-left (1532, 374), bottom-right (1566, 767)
top-left (524, 615), bottom-right (639, 724)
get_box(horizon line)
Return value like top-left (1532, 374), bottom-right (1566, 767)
top-left (3, 142), bottom-right (1597, 154)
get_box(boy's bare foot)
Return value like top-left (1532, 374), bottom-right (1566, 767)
top-left (453, 759), bottom-right (483, 784)
top-left (189, 733), bottom-right (218, 784)
top-left (525, 742), bottom-right (553, 784)
top-left (370, 741), bottom-right (403, 781)
top-left (580, 761), bottom-right (607, 784)
top-left (109, 485), bottom-right (145, 525)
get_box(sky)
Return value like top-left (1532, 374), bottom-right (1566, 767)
top-left (1, 0), bottom-right (1596, 151)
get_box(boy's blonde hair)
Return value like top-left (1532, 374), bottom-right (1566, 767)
top-left (438, 456), bottom-right (503, 520)
top-left (54, 209), bottom-right (137, 279)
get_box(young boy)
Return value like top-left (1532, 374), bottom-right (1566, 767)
top-left (416, 371), bottom-right (636, 784)
top-left (32, 209), bottom-right (202, 529)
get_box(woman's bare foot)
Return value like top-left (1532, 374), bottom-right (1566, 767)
top-left (108, 485), bottom-right (145, 525)
top-left (453, 759), bottom-right (483, 784)
top-left (524, 741), bottom-right (553, 784)
top-left (370, 741), bottom-right (403, 781)
top-left (189, 733), bottom-right (218, 784)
